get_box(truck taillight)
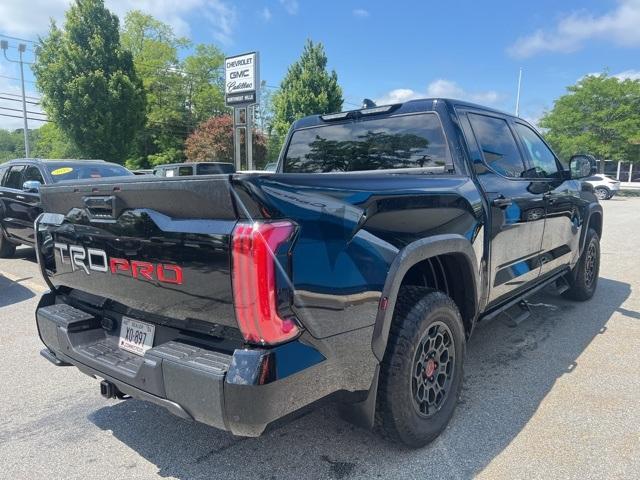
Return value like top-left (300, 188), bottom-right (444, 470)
top-left (231, 221), bottom-right (299, 345)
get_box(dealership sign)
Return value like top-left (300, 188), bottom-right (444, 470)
top-left (225, 52), bottom-right (259, 106)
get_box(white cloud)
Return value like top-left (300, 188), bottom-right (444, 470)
top-left (0, 0), bottom-right (236, 43)
top-left (581, 69), bottom-right (640, 82)
top-left (279, 0), bottom-right (298, 15)
top-left (353, 8), bottom-right (370, 18)
top-left (508, 0), bottom-right (640, 58)
top-left (375, 79), bottom-right (502, 106)
top-left (610, 69), bottom-right (640, 81)
top-left (261, 7), bottom-right (272, 22)
top-left (0, 0), bottom-right (67, 38)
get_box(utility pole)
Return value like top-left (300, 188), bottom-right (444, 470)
top-left (1, 41), bottom-right (30, 157)
top-left (515, 67), bottom-right (523, 117)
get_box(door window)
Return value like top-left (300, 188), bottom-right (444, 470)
top-left (3, 165), bottom-right (25, 189)
top-left (514, 123), bottom-right (559, 178)
top-left (468, 113), bottom-right (526, 178)
top-left (23, 165), bottom-right (44, 184)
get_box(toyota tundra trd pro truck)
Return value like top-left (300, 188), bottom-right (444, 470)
top-left (35, 99), bottom-right (602, 447)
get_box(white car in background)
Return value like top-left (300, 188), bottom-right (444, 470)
top-left (585, 174), bottom-right (621, 200)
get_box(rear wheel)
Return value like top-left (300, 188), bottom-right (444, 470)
top-left (594, 187), bottom-right (609, 201)
top-left (0, 230), bottom-right (16, 258)
top-left (376, 287), bottom-right (465, 447)
top-left (563, 228), bottom-right (600, 301)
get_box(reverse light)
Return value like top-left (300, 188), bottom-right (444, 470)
top-left (231, 221), bottom-right (299, 345)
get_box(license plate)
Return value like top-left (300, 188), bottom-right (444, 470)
top-left (118, 318), bottom-right (155, 356)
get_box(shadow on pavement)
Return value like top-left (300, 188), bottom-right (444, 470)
top-left (88, 276), bottom-right (630, 479)
top-left (0, 274), bottom-right (35, 308)
top-left (12, 246), bottom-right (37, 263)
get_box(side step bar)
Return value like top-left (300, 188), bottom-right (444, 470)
top-left (481, 269), bottom-right (569, 323)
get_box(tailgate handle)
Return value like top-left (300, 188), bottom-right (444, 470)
top-left (83, 195), bottom-right (119, 221)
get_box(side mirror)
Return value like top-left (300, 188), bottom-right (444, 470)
top-left (22, 180), bottom-right (41, 193)
top-left (569, 154), bottom-right (596, 179)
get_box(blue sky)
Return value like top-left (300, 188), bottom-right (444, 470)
top-left (1, 0), bottom-right (639, 130)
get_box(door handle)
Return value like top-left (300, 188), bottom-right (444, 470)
top-left (491, 196), bottom-right (513, 208)
top-left (16, 195), bottom-right (25, 200)
top-left (543, 192), bottom-right (557, 204)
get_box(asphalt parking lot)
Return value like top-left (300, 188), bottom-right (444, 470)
top-left (1, 198), bottom-right (639, 480)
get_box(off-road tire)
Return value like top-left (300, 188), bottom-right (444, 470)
top-left (563, 228), bottom-right (600, 301)
top-left (375, 286), bottom-right (465, 447)
top-left (0, 230), bottom-right (16, 258)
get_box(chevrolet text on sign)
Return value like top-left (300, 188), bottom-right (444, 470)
top-left (225, 52), bottom-right (259, 106)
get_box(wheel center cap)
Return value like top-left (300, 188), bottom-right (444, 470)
top-left (425, 358), bottom-right (436, 378)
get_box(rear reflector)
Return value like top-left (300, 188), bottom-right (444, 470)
top-left (231, 221), bottom-right (299, 345)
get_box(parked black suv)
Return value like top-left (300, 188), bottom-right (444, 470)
top-left (35, 99), bottom-right (602, 447)
top-left (0, 159), bottom-right (131, 257)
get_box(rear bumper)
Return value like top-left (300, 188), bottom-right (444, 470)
top-left (36, 293), bottom-right (377, 436)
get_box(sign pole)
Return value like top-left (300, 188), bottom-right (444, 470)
top-left (246, 106), bottom-right (253, 170)
top-left (225, 52), bottom-right (260, 171)
top-left (233, 114), bottom-right (242, 171)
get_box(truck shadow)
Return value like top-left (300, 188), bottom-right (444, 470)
top-left (0, 274), bottom-right (35, 308)
top-left (88, 277), bottom-right (630, 480)
top-left (13, 246), bottom-right (37, 263)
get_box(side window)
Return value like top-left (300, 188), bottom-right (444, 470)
top-left (0, 166), bottom-right (7, 185)
top-left (513, 123), bottom-right (559, 178)
top-left (468, 113), bottom-right (526, 178)
top-left (178, 166), bottom-right (193, 176)
top-left (23, 165), bottom-right (44, 184)
top-left (4, 165), bottom-right (25, 189)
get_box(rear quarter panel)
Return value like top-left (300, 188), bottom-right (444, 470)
top-left (232, 173), bottom-right (485, 338)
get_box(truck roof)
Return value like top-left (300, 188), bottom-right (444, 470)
top-left (291, 98), bottom-right (514, 130)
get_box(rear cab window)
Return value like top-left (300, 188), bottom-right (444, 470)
top-left (196, 163), bottom-right (235, 175)
top-left (283, 113), bottom-right (452, 173)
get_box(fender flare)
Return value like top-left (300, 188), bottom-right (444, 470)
top-left (371, 234), bottom-right (480, 362)
top-left (579, 203), bottom-right (603, 256)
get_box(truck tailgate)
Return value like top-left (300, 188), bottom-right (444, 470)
top-left (36, 175), bottom-right (240, 331)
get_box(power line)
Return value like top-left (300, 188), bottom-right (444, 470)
top-left (0, 112), bottom-right (50, 122)
top-left (0, 91), bottom-right (41, 101)
top-left (0, 106), bottom-right (47, 116)
top-left (0, 74), bottom-right (37, 84)
top-left (0, 95), bottom-right (40, 105)
top-left (0, 33), bottom-right (37, 44)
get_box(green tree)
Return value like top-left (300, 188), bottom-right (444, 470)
top-left (540, 73), bottom-right (640, 171)
top-left (121, 10), bottom-right (188, 168)
top-left (121, 11), bottom-right (226, 169)
top-left (272, 40), bottom-right (343, 151)
top-left (33, 0), bottom-right (146, 163)
top-left (0, 129), bottom-right (23, 162)
top-left (31, 123), bottom-right (81, 158)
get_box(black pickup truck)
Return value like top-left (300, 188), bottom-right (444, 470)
top-left (34, 99), bottom-right (602, 447)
